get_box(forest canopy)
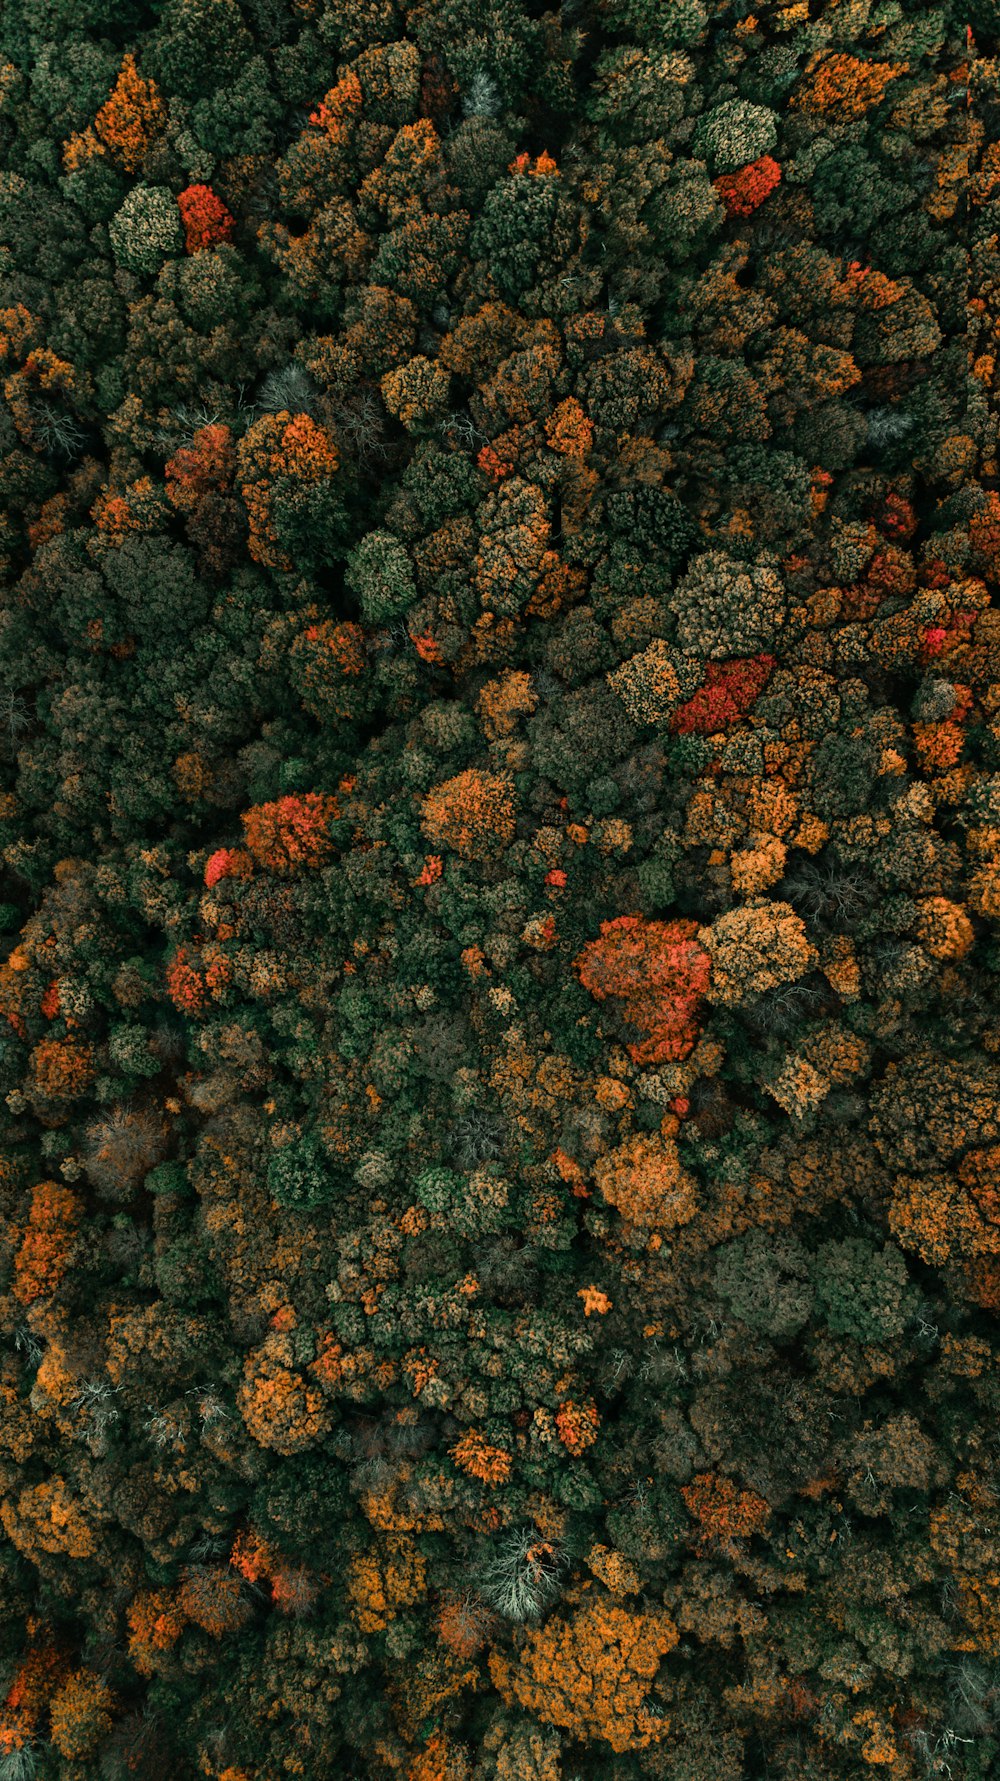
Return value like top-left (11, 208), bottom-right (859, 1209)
top-left (0, 0), bottom-right (998, 1777)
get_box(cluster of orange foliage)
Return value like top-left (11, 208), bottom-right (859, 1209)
top-left (449, 1427), bottom-right (514, 1485)
top-left (126, 1589), bottom-right (187, 1676)
top-left (241, 792), bottom-right (339, 873)
top-left (681, 1472), bottom-right (773, 1554)
top-left (701, 900), bottom-right (816, 1003)
top-left (794, 51), bottom-right (907, 119)
top-left (48, 1669), bottom-right (114, 1759)
top-left (890, 1147), bottom-right (1000, 1267)
top-left (593, 1131), bottom-right (698, 1230)
top-left (420, 770), bottom-right (517, 861)
top-left (92, 474), bottom-right (170, 542)
top-left (166, 422), bottom-right (235, 514)
top-left (490, 1599), bottom-right (679, 1753)
top-left (63, 52), bottom-right (167, 173)
top-left (237, 411), bottom-right (339, 568)
top-left (0, 1641), bottom-right (70, 1757)
top-left (1, 1476), bottom-right (96, 1561)
top-left (477, 669), bottom-right (538, 742)
top-left (230, 1527), bottom-right (321, 1616)
top-left (578, 1284), bottom-right (612, 1316)
top-left (349, 1536), bottom-right (427, 1633)
top-left (544, 397), bottom-right (593, 459)
top-left (237, 1330), bottom-right (334, 1454)
top-left (166, 944), bottom-right (208, 1015)
top-left (554, 1398), bottom-right (600, 1454)
top-left (27, 1035), bottom-right (95, 1103)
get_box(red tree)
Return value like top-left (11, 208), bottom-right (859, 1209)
top-left (177, 184), bottom-right (235, 253)
top-left (670, 656), bottom-right (775, 735)
top-left (574, 916), bottom-right (711, 1065)
top-left (713, 156), bottom-right (782, 218)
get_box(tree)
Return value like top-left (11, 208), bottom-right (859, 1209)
top-left (177, 184), bottom-right (236, 253)
top-left (712, 1228), bottom-right (813, 1342)
top-left (420, 769), bottom-right (517, 860)
top-left (346, 531), bottom-right (415, 624)
top-left (693, 99), bottom-right (778, 173)
top-left (238, 1332), bottom-right (334, 1455)
top-left (700, 901), bottom-right (817, 1004)
top-left (474, 477), bottom-right (551, 617)
top-left (670, 656), bottom-right (775, 734)
top-left (714, 156), bottom-right (782, 219)
top-left (869, 1053), bottom-right (1000, 1177)
top-left (489, 1599), bottom-right (679, 1753)
top-left (88, 51), bottom-right (167, 173)
top-left (241, 792), bottom-right (340, 872)
top-left (669, 552), bottom-right (787, 658)
top-left (165, 420), bottom-right (244, 573)
top-left (149, 0), bottom-right (254, 100)
top-left (236, 410), bottom-right (343, 570)
top-left (109, 183), bottom-right (184, 274)
top-left (289, 619), bottom-right (369, 724)
top-left (450, 1427), bottom-right (513, 1485)
top-left (178, 1566), bottom-right (254, 1637)
top-left (811, 1238), bottom-right (917, 1343)
top-left (13, 1180), bottom-right (81, 1304)
top-left (381, 355), bottom-right (452, 433)
top-left (48, 1669), bottom-right (114, 1759)
top-left (469, 163), bottom-right (573, 302)
top-left (594, 1131), bottom-right (698, 1230)
top-left (348, 1534), bottom-right (427, 1633)
top-left (126, 1589), bottom-right (187, 1675)
top-left (575, 914), bottom-right (710, 1064)
top-left (681, 1473), bottom-right (771, 1556)
top-left (792, 52), bottom-right (908, 121)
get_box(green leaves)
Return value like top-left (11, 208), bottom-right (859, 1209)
top-left (109, 182), bottom-right (183, 274)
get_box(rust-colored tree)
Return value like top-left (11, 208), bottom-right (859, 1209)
top-left (13, 1181), bottom-right (81, 1305)
top-left (241, 793), bottom-right (339, 874)
top-left (575, 915), bottom-right (711, 1064)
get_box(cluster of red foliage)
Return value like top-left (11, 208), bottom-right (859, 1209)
top-left (204, 847), bottom-right (253, 889)
top-left (574, 915), bottom-right (712, 1064)
top-left (177, 184), bottom-right (236, 254)
top-left (670, 656), bottom-right (776, 734)
top-left (713, 155), bottom-right (782, 216)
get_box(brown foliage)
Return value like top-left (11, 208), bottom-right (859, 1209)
top-left (178, 1566), bottom-right (253, 1638)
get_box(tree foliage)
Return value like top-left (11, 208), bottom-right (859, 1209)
top-left (0, 0), bottom-right (992, 1775)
